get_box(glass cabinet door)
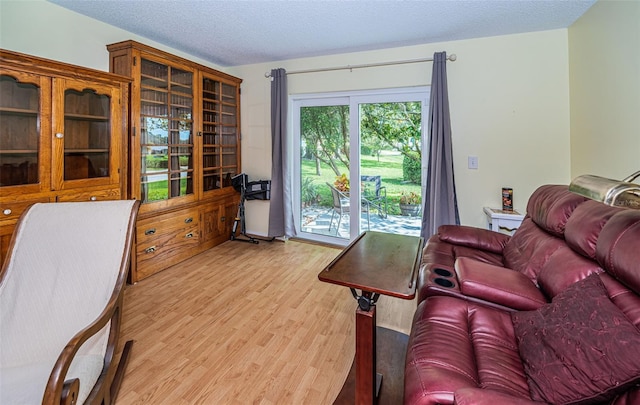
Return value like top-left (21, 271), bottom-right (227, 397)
top-left (220, 82), bottom-right (239, 186)
top-left (52, 78), bottom-right (121, 190)
top-left (0, 71), bottom-right (45, 190)
top-left (201, 75), bottom-right (239, 193)
top-left (139, 58), bottom-right (193, 203)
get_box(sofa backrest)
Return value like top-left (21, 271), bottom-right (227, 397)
top-left (502, 185), bottom-right (588, 281)
top-left (596, 211), bottom-right (640, 405)
top-left (535, 200), bottom-right (624, 299)
top-left (565, 200), bottom-right (623, 260)
top-left (525, 184), bottom-right (588, 237)
top-left (536, 245), bottom-right (602, 298)
top-left (537, 200), bottom-right (640, 314)
top-left (596, 209), bottom-right (640, 297)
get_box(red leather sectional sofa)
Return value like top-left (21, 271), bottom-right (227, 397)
top-left (405, 185), bottom-right (640, 404)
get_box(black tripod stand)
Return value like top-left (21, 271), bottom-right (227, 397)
top-left (230, 174), bottom-right (276, 244)
top-left (230, 174), bottom-right (260, 244)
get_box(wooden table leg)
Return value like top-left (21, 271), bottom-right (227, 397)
top-left (356, 305), bottom-right (378, 404)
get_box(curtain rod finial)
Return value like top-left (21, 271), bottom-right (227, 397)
top-left (264, 71), bottom-right (271, 78)
top-left (448, 54), bottom-right (457, 62)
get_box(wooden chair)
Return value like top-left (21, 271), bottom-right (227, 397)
top-left (0, 200), bottom-right (140, 405)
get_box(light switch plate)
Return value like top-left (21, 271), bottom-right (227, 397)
top-left (468, 156), bottom-right (479, 169)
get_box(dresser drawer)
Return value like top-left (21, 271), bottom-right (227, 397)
top-left (136, 208), bottom-right (199, 244)
top-left (135, 208), bottom-right (200, 279)
top-left (0, 198), bottom-right (51, 222)
top-left (56, 189), bottom-right (121, 202)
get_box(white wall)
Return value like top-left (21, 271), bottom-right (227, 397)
top-left (568, 0), bottom-right (640, 180)
top-left (0, 0), bottom-right (226, 72)
top-left (230, 30), bottom-right (572, 234)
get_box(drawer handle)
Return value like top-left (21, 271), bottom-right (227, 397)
top-left (90, 196), bottom-right (97, 201)
top-left (145, 228), bottom-right (156, 235)
top-left (3, 209), bottom-right (11, 216)
top-left (185, 232), bottom-right (194, 238)
top-left (221, 216), bottom-right (225, 222)
top-left (55, 132), bottom-right (64, 139)
top-left (185, 217), bottom-right (193, 224)
top-left (145, 246), bottom-right (156, 254)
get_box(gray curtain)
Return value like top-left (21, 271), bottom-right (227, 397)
top-left (421, 52), bottom-right (460, 239)
top-left (267, 68), bottom-right (294, 237)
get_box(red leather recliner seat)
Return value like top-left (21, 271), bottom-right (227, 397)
top-left (405, 185), bottom-right (640, 404)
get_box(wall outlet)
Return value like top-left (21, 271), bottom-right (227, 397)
top-left (468, 155), bottom-right (479, 169)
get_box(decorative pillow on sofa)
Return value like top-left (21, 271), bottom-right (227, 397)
top-left (511, 274), bottom-right (640, 405)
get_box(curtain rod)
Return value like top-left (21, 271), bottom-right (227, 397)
top-left (264, 54), bottom-right (456, 78)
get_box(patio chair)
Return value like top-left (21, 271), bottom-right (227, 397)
top-left (361, 175), bottom-right (387, 218)
top-left (327, 183), bottom-right (370, 235)
top-left (0, 200), bottom-right (140, 405)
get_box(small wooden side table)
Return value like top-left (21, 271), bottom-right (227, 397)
top-left (318, 231), bottom-right (423, 405)
top-left (483, 207), bottom-right (525, 235)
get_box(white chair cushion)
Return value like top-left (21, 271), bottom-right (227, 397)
top-left (0, 362), bottom-right (51, 405)
top-left (0, 353), bottom-right (104, 405)
top-left (0, 200), bottom-right (136, 404)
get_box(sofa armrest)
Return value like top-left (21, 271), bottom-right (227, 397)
top-left (455, 257), bottom-right (548, 310)
top-left (454, 388), bottom-right (546, 405)
top-left (438, 225), bottom-right (510, 254)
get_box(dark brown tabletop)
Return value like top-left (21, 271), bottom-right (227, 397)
top-left (318, 231), bottom-right (423, 299)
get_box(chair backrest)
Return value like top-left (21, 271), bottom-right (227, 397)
top-left (361, 175), bottom-right (382, 198)
top-left (327, 182), bottom-right (348, 210)
top-left (0, 200), bottom-right (138, 377)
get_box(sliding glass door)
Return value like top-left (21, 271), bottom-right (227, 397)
top-left (293, 87), bottom-right (429, 245)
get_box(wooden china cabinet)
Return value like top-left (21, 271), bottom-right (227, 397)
top-left (107, 41), bottom-right (242, 282)
top-left (0, 49), bottom-right (130, 263)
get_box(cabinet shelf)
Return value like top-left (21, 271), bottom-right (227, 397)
top-left (169, 80), bottom-right (191, 87)
top-left (170, 103), bottom-right (192, 109)
top-left (140, 72), bottom-right (167, 82)
top-left (141, 98), bottom-right (166, 106)
top-left (64, 113), bottom-right (109, 121)
top-left (140, 113), bottom-right (168, 120)
top-left (141, 85), bottom-right (168, 94)
top-left (169, 89), bottom-right (192, 97)
top-left (0, 107), bottom-right (38, 116)
top-left (141, 113), bottom-right (189, 121)
top-left (64, 148), bottom-right (109, 154)
top-left (0, 149), bottom-right (38, 154)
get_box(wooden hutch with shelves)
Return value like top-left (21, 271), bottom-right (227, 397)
top-left (0, 49), bottom-right (130, 263)
top-left (107, 41), bottom-right (242, 282)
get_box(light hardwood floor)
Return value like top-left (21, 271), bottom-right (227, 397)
top-left (116, 239), bottom-right (416, 404)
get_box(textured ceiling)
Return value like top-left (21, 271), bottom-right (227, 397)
top-left (48, 0), bottom-right (597, 67)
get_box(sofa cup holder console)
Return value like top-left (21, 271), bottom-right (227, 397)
top-left (433, 277), bottom-right (455, 288)
top-left (433, 268), bottom-right (453, 278)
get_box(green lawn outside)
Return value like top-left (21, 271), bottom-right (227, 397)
top-left (301, 152), bottom-right (421, 215)
top-left (144, 178), bottom-right (190, 202)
